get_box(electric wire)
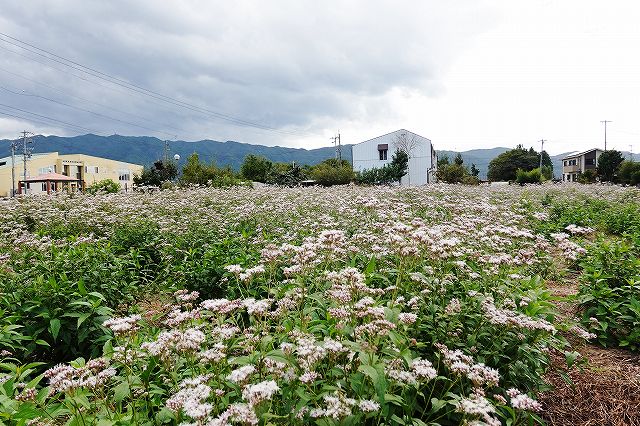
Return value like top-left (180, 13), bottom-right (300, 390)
top-left (0, 85), bottom-right (177, 138)
top-left (0, 103), bottom-right (100, 134)
top-left (0, 65), bottom-right (183, 136)
top-left (0, 32), bottom-right (322, 137)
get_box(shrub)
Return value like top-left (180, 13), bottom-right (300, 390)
top-left (86, 179), bottom-right (120, 194)
top-left (576, 239), bottom-right (640, 350)
top-left (516, 168), bottom-right (542, 184)
top-left (311, 159), bottom-right (353, 186)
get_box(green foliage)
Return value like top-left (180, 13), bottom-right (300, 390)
top-left (86, 179), bottom-right (121, 194)
top-left (265, 162), bottom-right (308, 186)
top-left (454, 153), bottom-right (464, 166)
top-left (181, 153), bottom-right (243, 187)
top-left (597, 150), bottom-right (624, 182)
top-left (516, 168), bottom-right (542, 184)
top-left (240, 154), bottom-right (273, 182)
top-left (617, 160), bottom-right (640, 185)
top-left (437, 154), bottom-right (450, 168)
top-left (576, 239), bottom-right (640, 350)
top-left (488, 146), bottom-right (552, 182)
top-left (133, 160), bottom-right (178, 186)
top-left (470, 163), bottom-right (480, 177)
top-left (356, 149), bottom-right (408, 185)
top-left (578, 169), bottom-right (597, 184)
top-left (310, 159), bottom-right (354, 186)
top-left (437, 163), bottom-right (467, 183)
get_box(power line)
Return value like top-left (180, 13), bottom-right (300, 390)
top-left (0, 65), bottom-right (184, 136)
top-left (0, 85), bottom-right (177, 138)
top-left (0, 32), bottom-right (322, 137)
top-left (0, 103), bottom-right (100, 134)
top-left (0, 42), bottom-right (305, 136)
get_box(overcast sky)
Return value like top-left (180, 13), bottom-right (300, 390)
top-left (1, 1), bottom-right (639, 155)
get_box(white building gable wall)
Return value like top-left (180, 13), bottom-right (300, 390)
top-left (352, 130), bottom-right (435, 185)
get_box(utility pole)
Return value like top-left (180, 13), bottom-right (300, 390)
top-left (10, 139), bottom-right (17, 197)
top-left (163, 140), bottom-right (170, 164)
top-left (336, 133), bottom-right (341, 161)
top-left (539, 139), bottom-right (547, 170)
top-left (601, 120), bottom-right (612, 151)
top-left (20, 131), bottom-right (33, 195)
top-left (630, 144), bottom-right (633, 162)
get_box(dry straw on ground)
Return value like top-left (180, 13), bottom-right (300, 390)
top-left (540, 279), bottom-right (640, 425)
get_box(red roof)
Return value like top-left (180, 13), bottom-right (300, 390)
top-left (24, 172), bottom-right (80, 182)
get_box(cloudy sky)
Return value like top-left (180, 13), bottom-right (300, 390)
top-left (1, 1), bottom-right (639, 155)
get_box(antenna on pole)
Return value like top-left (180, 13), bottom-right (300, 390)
top-left (539, 139), bottom-right (547, 170)
top-left (331, 133), bottom-right (342, 161)
top-left (601, 120), bottom-right (612, 151)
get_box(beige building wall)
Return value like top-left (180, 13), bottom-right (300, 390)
top-left (0, 152), bottom-right (143, 197)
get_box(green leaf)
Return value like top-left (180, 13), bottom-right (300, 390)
top-left (77, 279), bottom-right (87, 296)
top-left (49, 319), bottom-right (61, 341)
top-left (113, 381), bottom-right (130, 403)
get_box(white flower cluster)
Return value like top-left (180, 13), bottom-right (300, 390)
top-left (226, 365), bottom-right (256, 385)
top-left (506, 388), bottom-right (542, 412)
top-left (481, 297), bottom-right (556, 333)
top-left (565, 224), bottom-right (594, 235)
top-left (457, 392), bottom-right (500, 426)
top-left (241, 380), bottom-right (279, 406)
top-left (44, 358), bottom-right (116, 394)
top-left (166, 376), bottom-right (212, 420)
top-left (102, 314), bottom-right (142, 336)
top-left (437, 345), bottom-right (500, 387)
top-left (550, 232), bottom-right (587, 260)
top-left (141, 328), bottom-right (206, 360)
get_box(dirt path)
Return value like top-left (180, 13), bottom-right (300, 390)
top-left (538, 278), bottom-right (640, 425)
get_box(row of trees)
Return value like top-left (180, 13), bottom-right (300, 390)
top-left (436, 153), bottom-right (480, 184)
top-left (134, 154), bottom-right (242, 188)
top-left (586, 150), bottom-right (640, 184)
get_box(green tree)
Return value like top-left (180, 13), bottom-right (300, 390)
top-left (181, 153), bottom-right (209, 185)
top-left (181, 153), bottom-right (241, 187)
top-left (597, 150), bottom-right (624, 182)
top-left (617, 160), bottom-right (640, 185)
top-left (240, 155), bottom-right (273, 182)
top-left (454, 153), bottom-right (464, 166)
top-left (389, 149), bottom-right (409, 183)
top-left (437, 163), bottom-right (467, 183)
top-left (437, 154), bottom-right (450, 168)
top-left (310, 159), bottom-right (353, 186)
top-left (487, 147), bottom-right (551, 181)
top-left (355, 149), bottom-right (408, 185)
top-left (133, 160), bottom-right (178, 187)
top-left (470, 163), bottom-right (480, 177)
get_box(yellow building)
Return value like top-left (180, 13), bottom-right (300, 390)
top-left (0, 152), bottom-right (143, 197)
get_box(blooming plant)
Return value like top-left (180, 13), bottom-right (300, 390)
top-left (0, 184), bottom-right (637, 424)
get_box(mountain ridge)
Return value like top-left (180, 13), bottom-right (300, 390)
top-left (0, 134), bottom-right (603, 179)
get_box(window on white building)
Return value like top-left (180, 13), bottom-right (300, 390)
top-left (118, 171), bottom-right (131, 181)
top-left (38, 165), bottom-right (55, 175)
top-left (377, 143), bottom-right (388, 161)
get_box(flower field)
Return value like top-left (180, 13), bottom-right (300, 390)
top-left (0, 184), bottom-right (639, 425)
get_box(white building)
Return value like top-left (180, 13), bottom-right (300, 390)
top-left (561, 148), bottom-right (603, 182)
top-left (352, 129), bottom-right (436, 185)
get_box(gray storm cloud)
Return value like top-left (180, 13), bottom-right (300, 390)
top-left (0, 0), bottom-right (491, 146)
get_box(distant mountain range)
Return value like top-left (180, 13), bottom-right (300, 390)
top-left (0, 134), bottom-right (617, 179)
top-left (0, 134), bottom-right (349, 171)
